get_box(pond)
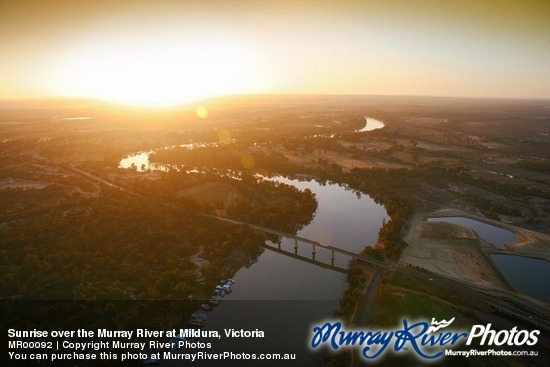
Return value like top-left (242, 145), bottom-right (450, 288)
top-left (491, 254), bottom-right (550, 303)
top-left (428, 217), bottom-right (519, 249)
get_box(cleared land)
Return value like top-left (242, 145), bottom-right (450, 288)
top-left (402, 215), bottom-right (509, 289)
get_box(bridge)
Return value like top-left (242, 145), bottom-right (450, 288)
top-left (262, 242), bottom-right (349, 274)
top-left (209, 214), bottom-right (550, 332)
top-left (208, 214), bottom-right (392, 272)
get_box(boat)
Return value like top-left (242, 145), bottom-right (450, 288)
top-left (189, 311), bottom-right (207, 326)
top-left (209, 295), bottom-right (222, 305)
top-left (191, 312), bottom-right (208, 321)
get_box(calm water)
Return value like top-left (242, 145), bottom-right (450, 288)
top-left (122, 154), bottom-right (390, 364)
top-left (491, 254), bottom-right (550, 303)
top-left (356, 117), bottom-right (385, 132)
top-left (119, 143), bottom-right (222, 172)
top-left (428, 217), bottom-right (519, 249)
top-left (226, 177), bottom-right (388, 300)
top-left (191, 177), bottom-right (387, 365)
top-left (119, 151), bottom-right (152, 171)
top-left (428, 217), bottom-right (547, 303)
top-left (120, 118), bottom-right (384, 171)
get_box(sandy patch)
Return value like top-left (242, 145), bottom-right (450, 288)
top-left (402, 215), bottom-right (509, 289)
top-left (428, 209), bottom-right (550, 260)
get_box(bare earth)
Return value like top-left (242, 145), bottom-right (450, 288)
top-left (402, 208), bottom-right (550, 292)
top-left (402, 213), bottom-right (509, 289)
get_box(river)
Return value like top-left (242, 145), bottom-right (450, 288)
top-left (192, 177), bottom-right (388, 365)
top-left (119, 117), bottom-right (384, 172)
top-left (119, 123), bottom-right (388, 364)
top-left (356, 117), bottom-right (385, 132)
top-left (220, 176), bottom-right (388, 300)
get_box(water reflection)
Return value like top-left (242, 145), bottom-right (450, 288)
top-left (356, 117), bottom-right (385, 132)
top-left (118, 132), bottom-right (389, 364)
top-left (226, 176), bottom-right (388, 300)
top-left (119, 142), bottom-right (224, 172)
top-left (428, 217), bottom-right (518, 249)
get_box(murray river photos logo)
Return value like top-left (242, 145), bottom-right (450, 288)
top-left (310, 318), bottom-right (540, 361)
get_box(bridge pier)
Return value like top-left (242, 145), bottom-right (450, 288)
top-left (331, 250), bottom-right (335, 266)
top-left (294, 238), bottom-right (298, 255)
top-left (312, 244), bottom-right (316, 261)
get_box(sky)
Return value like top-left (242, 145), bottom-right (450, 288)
top-left (1, 0), bottom-right (549, 106)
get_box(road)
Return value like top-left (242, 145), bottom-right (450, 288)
top-left (351, 267), bottom-right (384, 327)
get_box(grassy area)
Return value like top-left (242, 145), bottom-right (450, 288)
top-left (372, 285), bottom-right (449, 327)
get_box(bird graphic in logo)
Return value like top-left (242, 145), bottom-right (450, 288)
top-left (427, 317), bottom-right (456, 333)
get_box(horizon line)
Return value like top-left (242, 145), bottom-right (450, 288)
top-left (1, 93), bottom-right (549, 109)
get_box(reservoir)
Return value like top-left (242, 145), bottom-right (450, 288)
top-left (491, 254), bottom-right (550, 303)
top-left (428, 217), bottom-right (519, 249)
top-left (429, 217), bottom-right (547, 303)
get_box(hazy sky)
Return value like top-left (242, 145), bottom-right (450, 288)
top-left (1, 0), bottom-right (549, 105)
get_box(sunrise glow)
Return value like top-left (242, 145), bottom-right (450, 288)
top-left (58, 36), bottom-right (259, 107)
top-left (1, 0), bottom-right (549, 104)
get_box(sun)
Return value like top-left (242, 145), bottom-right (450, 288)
top-left (61, 36), bottom-right (257, 107)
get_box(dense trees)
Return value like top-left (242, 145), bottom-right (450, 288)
top-left (0, 186), bottom-right (264, 300)
top-left (343, 167), bottom-right (417, 259)
top-left (0, 163), bottom-right (321, 301)
top-left (151, 141), bottom-right (421, 260)
top-left (227, 175), bottom-right (317, 233)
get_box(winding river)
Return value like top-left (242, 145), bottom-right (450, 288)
top-left (119, 151), bottom-right (389, 301)
top-left (120, 117), bottom-right (388, 364)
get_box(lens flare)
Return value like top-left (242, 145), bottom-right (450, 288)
top-left (196, 106), bottom-right (209, 119)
